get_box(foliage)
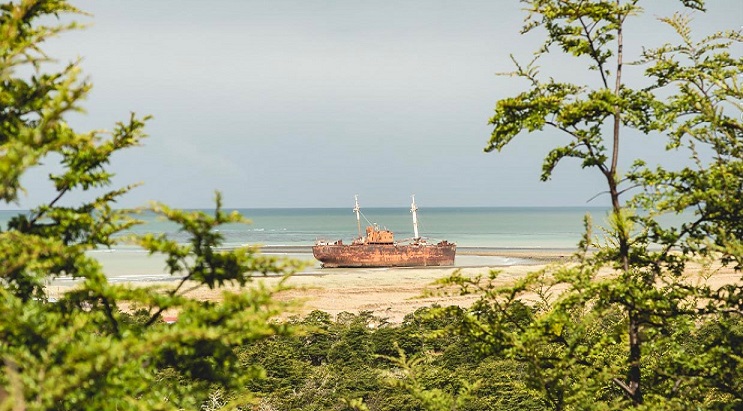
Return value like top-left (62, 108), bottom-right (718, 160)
top-left (432, 1), bottom-right (743, 410)
top-left (0, 1), bottom-right (303, 409)
top-left (3, 1), bottom-right (741, 410)
top-left (238, 307), bottom-right (546, 411)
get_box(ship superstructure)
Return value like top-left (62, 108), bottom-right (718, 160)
top-left (312, 196), bottom-right (456, 268)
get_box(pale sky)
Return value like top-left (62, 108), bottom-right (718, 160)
top-left (12, 0), bottom-right (743, 209)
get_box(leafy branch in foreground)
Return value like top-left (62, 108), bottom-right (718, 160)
top-left (423, 1), bottom-right (742, 410)
top-left (1, 2), bottom-right (305, 409)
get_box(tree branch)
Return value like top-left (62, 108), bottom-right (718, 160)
top-left (545, 121), bottom-right (611, 177)
top-left (577, 15), bottom-right (609, 88)
top-left (612, 377), bottom-right (636, 399)
top-left (28, 187), bottom-right (69, 226)
top-left (144, 272), bottom-right (193, 328)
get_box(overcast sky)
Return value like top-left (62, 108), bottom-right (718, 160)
top-left (11, 0), bottom-right (743, 209)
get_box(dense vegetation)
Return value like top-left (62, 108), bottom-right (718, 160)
top-left (125, 306), bottom-right (740, 410)
top-left (1, 0), bottom-right (741, 410)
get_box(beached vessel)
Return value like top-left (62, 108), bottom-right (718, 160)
top-left (313, 196), bottom-right (456, 268)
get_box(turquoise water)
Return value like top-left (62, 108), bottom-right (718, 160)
top-left (2, 207), bottom-right (696, 279)
top-left (0, 207), bottom-right (613, 249)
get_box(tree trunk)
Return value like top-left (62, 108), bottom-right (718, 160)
top-left (610, 2), bottom-right (643, 404)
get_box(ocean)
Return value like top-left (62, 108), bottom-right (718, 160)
top-left (0, 207), bottom-right (683, 280)
top-left (115, 206), bottom-right (608, 249)
top-left (0, 207), bottom-right (611, 249)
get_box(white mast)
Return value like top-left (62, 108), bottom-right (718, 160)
top-left (354, 194), bottom-right (362, 239)
top-left (410, 194), bottom-right (420, 241)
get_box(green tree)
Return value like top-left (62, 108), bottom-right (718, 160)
top-left (435, 1), bottom-right (741, 410)
top-left (0, 1), bottom-right (303, 409)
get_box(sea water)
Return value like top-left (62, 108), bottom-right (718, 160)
top-left (0, 207), bottom-right (688, 280)
top-left (112, 206), bottom-right (610, 249)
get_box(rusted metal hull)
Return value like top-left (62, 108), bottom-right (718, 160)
top-left (312, 243), bottom-right (456, 268)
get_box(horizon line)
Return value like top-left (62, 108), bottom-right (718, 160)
top-left (0, 205), bottom-right (614, 212)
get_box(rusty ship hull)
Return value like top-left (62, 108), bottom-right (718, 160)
top-left (312, 242), bottom-right (456, 268)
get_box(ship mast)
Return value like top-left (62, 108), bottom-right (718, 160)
top-left (410, 194), bottom-right (420, 241)
top-left (354, 194), bottom-right (362, 239)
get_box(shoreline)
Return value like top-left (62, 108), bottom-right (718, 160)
top-left (46, 246), bottom-right (582, 323)
top-left (45, 246), bottom-right (577, 285)
top-left (45, 246), bottom-right (739, 324)
top-left (259, 245), bottom-right (578, 261)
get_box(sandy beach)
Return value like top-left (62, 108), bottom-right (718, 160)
top-left (251, 264), bottom-right (538, 323)
top-left (235, 252), bottom-right (738, 323)
top-left (45, 248), bottom-right (740, 324)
